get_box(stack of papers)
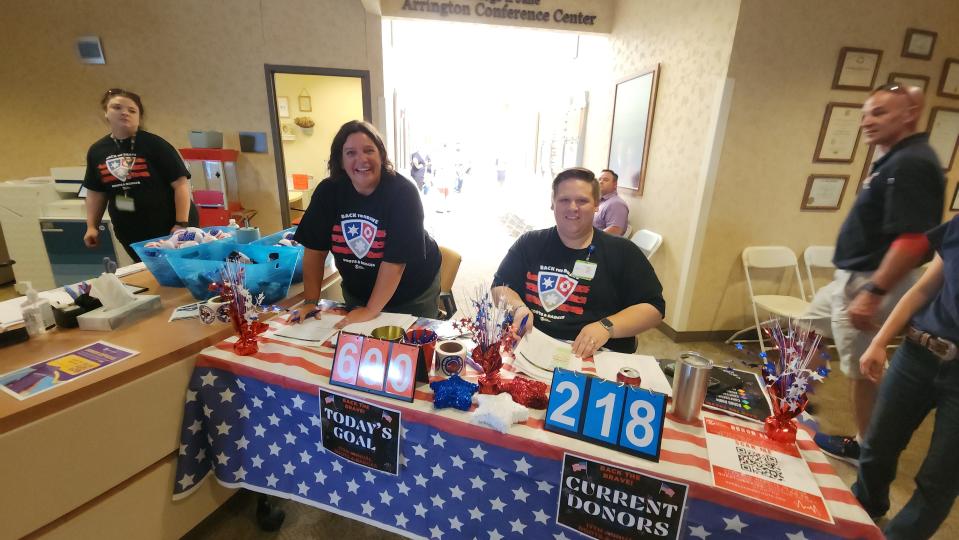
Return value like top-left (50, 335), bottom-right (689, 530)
top-left (511, 330), bottom-right (672, 396)
top-left (270, 311), bottom-right (418, 347)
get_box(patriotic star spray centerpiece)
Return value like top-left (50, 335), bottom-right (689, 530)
top-left (454, 284), bottom-right (516, 378)
top-left (760, 319), bottom-right (828, 443)
top-left (198, 258), bottom-right (269, 356)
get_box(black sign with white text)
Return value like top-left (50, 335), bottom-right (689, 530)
top-left (557, 453), bottom-right (688, 540)
top-left (320, 389), bottom-right (401, 475)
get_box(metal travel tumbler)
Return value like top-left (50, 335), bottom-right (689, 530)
top-left (669, 352), bottom-right (713, 422)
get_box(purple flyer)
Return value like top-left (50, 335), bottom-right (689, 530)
top-left (0, 341), bottom-right (139, 400)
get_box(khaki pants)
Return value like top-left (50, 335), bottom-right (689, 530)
top-left (342, 271), bottom-right (441, 319)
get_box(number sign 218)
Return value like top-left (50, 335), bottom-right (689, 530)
top-left (544, 368), bottom-right (666, 462)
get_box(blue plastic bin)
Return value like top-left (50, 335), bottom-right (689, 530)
top-left (166, 242), bottom-right (300, 303)
top-left (253, 227), bottom-right (304, 283)
top-left (130, 227), bottom-right (236, 287)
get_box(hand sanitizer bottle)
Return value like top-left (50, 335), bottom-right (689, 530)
top-left (20, 283), bottom-right (47, 337)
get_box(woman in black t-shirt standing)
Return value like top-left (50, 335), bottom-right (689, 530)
top-left (294, 120), bottom-right (441, 326)
top-left (82, 89), bottom-right (198, 262)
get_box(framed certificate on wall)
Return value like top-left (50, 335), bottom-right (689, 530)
top-left (608, 64), bottom-right (660, 195)
top-left (939, 59), bottom-right (959, 99)
top-left (888, 72), bottom-right (930, 93)
top-left (802, 175), bottom-right (849, 211)
top-left (928, 107), bottom-right (959, 171)
top-left (814, 103), bottom-right (863, 163)
top-left (901, 28), bottom-right (936, 60)
top-left (832, 47), bottom-right (882, 91)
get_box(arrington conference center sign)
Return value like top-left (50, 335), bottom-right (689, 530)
top-left (381, 0), bottom-right (614, 33)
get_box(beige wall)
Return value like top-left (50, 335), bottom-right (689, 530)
top-left (274, 73), bottom-right (365, 193)
top-left (0, 0), bottom-right (384, 236)
top-left (685, 0), bottom-right (959, 331)
top-left (583, 0), bottom-right (742, 329)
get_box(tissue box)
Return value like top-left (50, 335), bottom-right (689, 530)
top-left (188, 130), bottom-right (223, 149)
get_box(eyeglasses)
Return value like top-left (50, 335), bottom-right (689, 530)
top-left (873, 83), bottom-right (916, 105)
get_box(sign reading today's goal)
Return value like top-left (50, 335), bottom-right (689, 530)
top-left (320, 389), bottom-right (402, 475)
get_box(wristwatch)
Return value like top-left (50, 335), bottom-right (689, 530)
top-left (861, 281), bottom-right (888, 296)
top-left (599, 317), bottom-right (614, 337)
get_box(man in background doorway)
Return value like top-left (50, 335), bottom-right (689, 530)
top-left (410, 149), bottom-right (430, 194)
top-left (807, 84), bottom-right (944, 464)
top-left (592, 169), bottom-right (629, 236)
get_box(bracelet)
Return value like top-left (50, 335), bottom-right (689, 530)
top-left (303, 298), bottom-right (321, 306)
top-left (861, 281), bottom-right (888, 296)
top-left (174, 221), bottom-right (190, 227)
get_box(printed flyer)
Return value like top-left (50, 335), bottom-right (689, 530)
top-left (0, 341), bottom-right (139, 400)
top-left (320, 389), bottom-right (402, 475)
top-left (557, 453), bottom-right (688, 539)
top-left (704, 418), bottom-right (833, 523)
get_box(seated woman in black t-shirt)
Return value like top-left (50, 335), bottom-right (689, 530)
top-left (82, 88), bottom-right (198, 262)
top-left (493, 167), bottom-right (665, 358)
top-left (294, 120), bottom-right (441, 327)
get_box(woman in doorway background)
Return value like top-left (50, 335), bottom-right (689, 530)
top-left (294, 120), bottom-right (441, 326)
top-left (82, 88), bottom-right (198, 261)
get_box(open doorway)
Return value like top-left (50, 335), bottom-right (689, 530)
top-left (381, 19), bottom-right (610, 294)
top-left (264, 65), bottom-right (372, 228)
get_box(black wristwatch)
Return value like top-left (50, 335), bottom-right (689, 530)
top-left (861, 281), bottom-right (888, 296)
top-left (174, 221), bottom-right (190, 227)
top-left (599, 317), bottom-right (614, 337)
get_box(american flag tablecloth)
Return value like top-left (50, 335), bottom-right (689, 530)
top-left (173, 322), bottom-right (882, 539)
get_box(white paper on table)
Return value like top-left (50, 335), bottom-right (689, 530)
top-left (115, 262), bottom-right (147, 278)
top-left (340, 312), bottom-right (417, 337)
top-left (272, 314), bottom-right (345, 345)
top-left (512, 331), bottom-right (582, 382)
top-left (593, 351), bottom-right (673, 397)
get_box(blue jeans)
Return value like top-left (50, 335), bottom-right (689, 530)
top-left (853, 340), bottom-right (959, 539)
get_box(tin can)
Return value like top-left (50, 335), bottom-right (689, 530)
top-left (617, 367), bottom-right (642, 387)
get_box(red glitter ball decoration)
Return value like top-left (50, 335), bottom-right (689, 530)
top-left (471, 344), bottom-right (504, 374)
top-left (505, 376), bottom-right (549, 410)
top-left (478, 371), bottom-right (503, 395)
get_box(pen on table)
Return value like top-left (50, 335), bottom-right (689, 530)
top-left (518, 314), bottom-right (529, 336)
top-left (64, 285), bottom-right (78, 301)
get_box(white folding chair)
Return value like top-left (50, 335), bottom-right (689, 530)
top-left (630, 229), bottom-right (663, 259)
top-left (727, 246), bottom-right (810, 352)
top-left (802, 245), bottom-right (835, 299)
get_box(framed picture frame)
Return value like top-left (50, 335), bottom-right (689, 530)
top-left (887, 72), bottom-right (930, 93)
top-left (927, 106), bottom-right (959, 171)
top-left (280, 120), bottom-right (296, 141)
top-left (607, 64), bottom-right (660, 195)
top-left (832, 47), bottom-right (882, 91)
top-left (814, 102), bottom-right (863, 163)
top-left (952, 184), bottom-right (959, 212)
top-left (857, 144), bottom-right (876, 193)
top-left (901, 28), bottom-right (937, 60)
top-left (276, 96), bottom-right (290, 118)
top-left (298, 92), bottom-right (312, 112)
top-left (938, 58), bottom-right (959, 99)
top-left (802, 175), bottom-right (849, 211)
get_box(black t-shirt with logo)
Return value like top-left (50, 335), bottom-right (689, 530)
top-left (294, 170), bottom-right (441, 307)
top-left (82, 130), bottom-right (197, 245)
top-left (493, 227), bottom-right (666, 353)
top-left (833, 133), bottom-right (944, 271)
top-left (912, 216), bottom-right (959, 342)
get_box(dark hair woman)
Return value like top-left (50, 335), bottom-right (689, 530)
top-left (82, 88), bottom-right (198, 262)
top-left (293, 120), bottom-right (441, 327)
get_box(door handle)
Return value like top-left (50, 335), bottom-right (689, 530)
top-left (40, 223), bottom-right (65, 233)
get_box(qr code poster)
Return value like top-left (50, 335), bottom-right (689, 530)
top-left (703, 418), bottom-right (833, 524)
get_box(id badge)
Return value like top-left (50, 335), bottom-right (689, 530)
top-left (571, 260), bottom-right (597, 280)
top-left (115, 194), bottom-right (135, 212)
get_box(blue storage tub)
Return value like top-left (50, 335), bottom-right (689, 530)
top-left (166, 242), bottom-right (301, 303)
top-left (130, 226), bottom-right (236, 287)
top-left (252, 227), bottom-right (304, 283)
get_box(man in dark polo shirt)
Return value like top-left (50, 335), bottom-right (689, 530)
top-left (807, 84), bottom-right (944, 463)
top-left (853, 215), bottom-right (959, 538)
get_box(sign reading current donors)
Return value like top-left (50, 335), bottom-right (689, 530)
top-left (330, 332), bottom-right (418, 402)
top-left (545, 368), bottom-right (667, 461)
top-left (703, 418), bottom-right (834, 523)
top-left (320, 389), bottom-right (402, 475)
top-left (557, 453), bottom-right (688, 540)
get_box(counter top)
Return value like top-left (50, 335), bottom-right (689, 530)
top-left (0, 269), bottom-right (337, 434)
